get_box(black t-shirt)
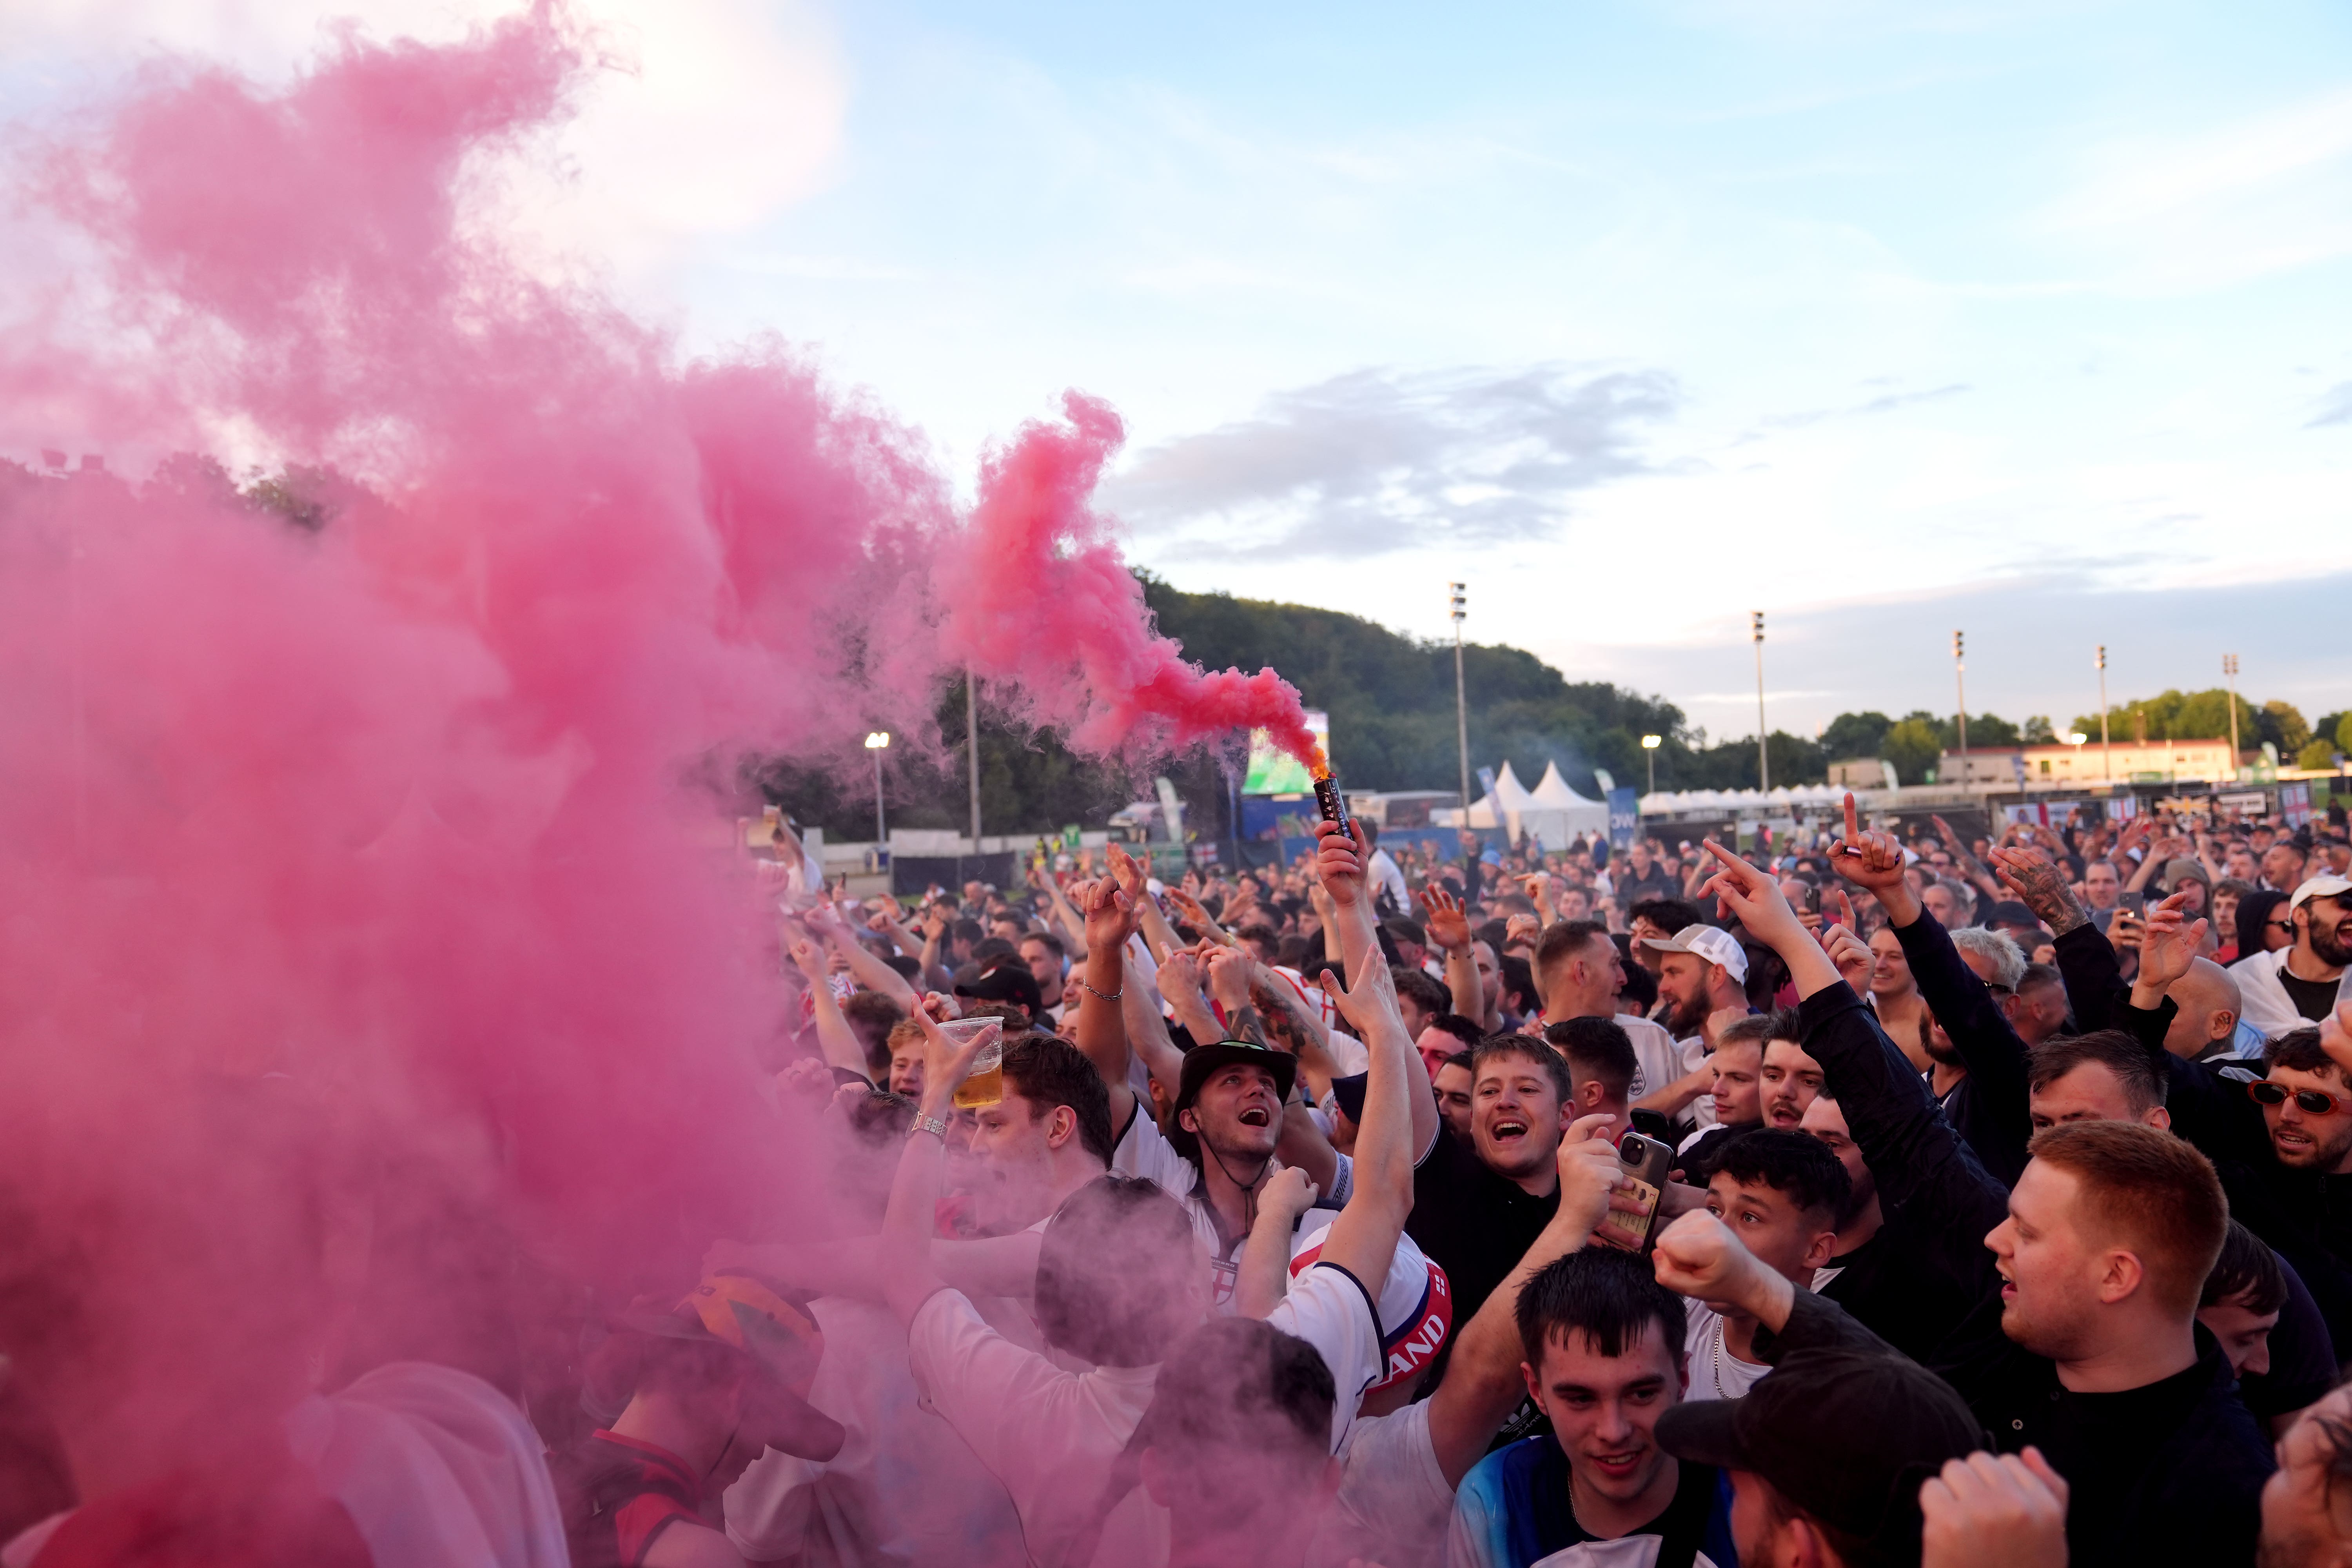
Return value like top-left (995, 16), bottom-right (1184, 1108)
top-left (1406, 1124), bottom-right (1561, 1333)
top-left (2240, 1251), bottom-right (2339, 1421)
top-left (2278, 966), bottom-right (2341, 1024)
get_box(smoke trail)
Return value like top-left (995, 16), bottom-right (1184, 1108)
top-left (0, 5), bottom-right (1307, 1477)
top-left (940, 391), bottom-right (1320, 765)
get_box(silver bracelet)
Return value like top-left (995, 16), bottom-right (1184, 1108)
top-left (1072, 977), bottom-right (1123, 1003)
top-left (908, 1112), bottom-right (949, 1141)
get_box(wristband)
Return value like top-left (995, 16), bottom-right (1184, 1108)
top-left (908, 1112), bottom-right (949, 1141)
top-left (1072, 978), bottom-right (1123, 1003)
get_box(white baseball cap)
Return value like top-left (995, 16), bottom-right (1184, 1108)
top-left (2289, 875), bottom-right (2352, 911)
top-left (1638, 923), bottom-right (1750, 984)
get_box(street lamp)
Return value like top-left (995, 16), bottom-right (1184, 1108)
top-left (1641, 733), bottom-right (1661, 797)
top-left (1953, 630), bottom-right (1967, 764)
top-left (1751, 612), bottom-right (1768, 793)
top-left (864, 731), bottom-right (890, 844)
top-left (2223, 653), bottom-right (2241, 776)
top-left (1450, 583), bottom-right (1470, 815)
top-left (2095, 646), bottom-right (2111, 782)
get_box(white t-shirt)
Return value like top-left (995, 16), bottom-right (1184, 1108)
top-left (1266, 1260), bottom-right (1386, 1452)
top-left (1367, 849), bottom-right (1412, 915)
top-left (1682, 1299), bottom-right (1770, 1403)
top-left (726, 1296), bottom-right (1024, 1568)
top-left (1617, 1014), bottom-right (1683, 1105)
top-left (904, 1289), bottom-right (1167, 1568)
top-left (1307, 1399), bottom-right (1456, 1568)
top-left (1111, 1103), bottom-right (1354, 1307)
top-left (1673, 1033), bottom-right (1718, 1129)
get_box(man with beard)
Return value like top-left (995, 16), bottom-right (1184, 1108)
top-left (2238, 876), bottom-right (2352, 1036)
top-left (1449, 1250), bottom-right (1740, 1568)
top-left (1638, 925), bottom-right (1753, 1127)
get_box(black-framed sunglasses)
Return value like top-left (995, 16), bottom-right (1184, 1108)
top-left (2248, 1081), bottom-right (2349, 1116)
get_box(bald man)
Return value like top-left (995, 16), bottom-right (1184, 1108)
top-left (2161, 956), bottom-right (2251, 1062)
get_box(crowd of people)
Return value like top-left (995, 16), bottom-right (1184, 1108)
top-left (11, 788), bottom-right (2352, 1568)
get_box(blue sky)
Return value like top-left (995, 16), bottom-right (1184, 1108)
top-left (9, 0), bottom-right (2352, 745)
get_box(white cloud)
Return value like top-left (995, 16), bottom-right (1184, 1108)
top-left (3, 0), bottom-right (849, 281)
top-left (2037, 85), bottom-right (2352, 292)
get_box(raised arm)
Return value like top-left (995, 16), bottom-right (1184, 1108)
top-left (1071, 875), bottom-right (1142, 1131)
top-left (877, 1013), bottom-right (1001, 1325)
top-left (1119, 953), bottom-right (1187, 1106)
top-left (1317, 818), bottom-right (1383, 986)
top-left (1296, 890), bottom-right (1419, 1295)
top-left (1702, 837), bottom-right (2010, 1240)
top-left (1164, 887), bottom-right (1236, 948)
top-left (1420, 885), bottom-right (1490, 1029)
top-left (1933, 814), bottom-right (2006, 910)
top-left (1834, 796), bottom-right (2030, 1178)
top-left (1034, 867), bottom-right (1091, 963)
top-left (812, 905), bottom-right (918, 1009)
top-left (1107, 844), bottom-right (1185, 964)
top-left (1234, 1167), bottom-right (1322, 1319)
top-left (786, 934), bottom-right (874, 1081)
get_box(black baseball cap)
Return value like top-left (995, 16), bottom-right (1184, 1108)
top-left (1655, 1347), bottom-right (1985, 1568)
top-left (1328, 1071), bottom-right (1367, 1124)
top-left (958, 958), bottom-right (1043, 1017)
top-left (1166, 1040), bottom-right (1298, 1164)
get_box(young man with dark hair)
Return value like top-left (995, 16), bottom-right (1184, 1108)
top-left (1020, 927), bottom-right (1069, 1020)
top-left (1798, 1091), bottom-right (1993, 1364)
top-left (1672, 1018), bottom-right (1767, 1185)
top-left (2200, 1219), bottom-right (2288, 1383)
top-left (840, 989), bottom-right (907, 1080)
top-left (1545, 1017), bottom-right (1636, 1145)
top-left (1757, 1021), bottom-right (1822, 1131)
top-left (1434, 1049), bottom-right (1476, 1142)
top-left (1406, 1032), bottom-right (1577, 1348)
top-left (1534, 920), bottom-right (1686, 1110)
top-left (2025, 1029), bottom-right (2170, 1132)
top-left (1627, 898), bottom-right (1710, 973)
top-left (1683, 1129), bottom-right (1846, 1403)
top-left (1703, 830), bottom-right (2277, 1568)
top-left (2013, 961), bottom-right (2070, 1045)
top-left (1419, 1011), bottom-right (1486, 1082)
top-left (1451, 1250), bottom-right (1738, 1568)
top-left (1395, 965), bottom-right (1454, 1039)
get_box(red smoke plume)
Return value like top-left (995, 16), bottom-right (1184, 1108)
top-left (940, 392), bottom-right (1319, 765)
top-left (0, 6), bottom-right (1305, 1470)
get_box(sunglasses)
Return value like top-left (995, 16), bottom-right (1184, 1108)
top-left (2248, 1081), bottom-right (2350, 1116)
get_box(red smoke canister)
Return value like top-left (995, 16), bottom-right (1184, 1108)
top-left (1311, 753), bottom-right (1350, 839)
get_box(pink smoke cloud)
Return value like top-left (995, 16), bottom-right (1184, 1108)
top-left (0, 3), bottom-right (1315, 1472)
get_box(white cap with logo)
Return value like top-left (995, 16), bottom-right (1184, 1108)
top-left (1637, 923), bottom-right (1750, 984)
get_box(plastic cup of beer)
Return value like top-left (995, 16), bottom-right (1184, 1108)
top-left (943, 1017), bottom-right (1007, 1109)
